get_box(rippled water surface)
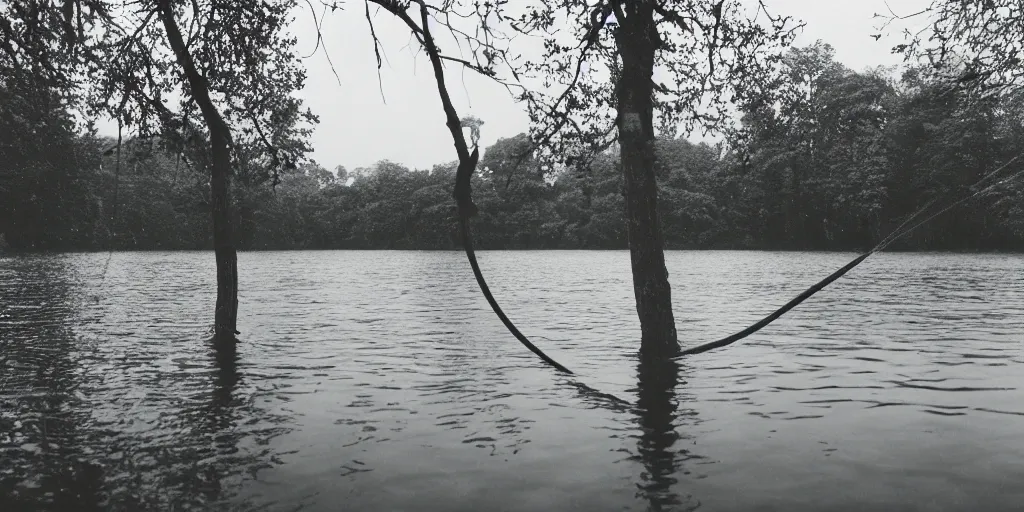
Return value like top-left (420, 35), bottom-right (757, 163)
top-left (2, 250), bottom-right (1023, 511)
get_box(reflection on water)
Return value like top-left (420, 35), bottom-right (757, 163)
top-left (2, 250), bottom-right (1023, 511)
top-left (632, 356), bottom-right (697, 511)
top-left (0, 256), bottom-right (103, 510)
top-left (1, 255), bottom-right (294, 511)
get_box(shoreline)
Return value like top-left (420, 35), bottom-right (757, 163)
top-left (5, 247), bottom-right (1024, 255)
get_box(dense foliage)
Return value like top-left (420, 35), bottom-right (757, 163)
top-left (4, 42), bottom-right (1024, 253)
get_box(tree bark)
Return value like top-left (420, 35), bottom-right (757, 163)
top-left (614, 1), bottom-right (679, 357)
top-left (159, 0), bottom-right (238, 347)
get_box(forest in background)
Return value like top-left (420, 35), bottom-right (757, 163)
top-left (4, 42), bottom-right (1024, 253)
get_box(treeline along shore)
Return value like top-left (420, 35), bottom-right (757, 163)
top-left (4, 43), bottom-right (1024, 254)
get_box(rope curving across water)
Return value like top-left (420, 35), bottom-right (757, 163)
top-left (677, 151), bottom-right (1024, 358)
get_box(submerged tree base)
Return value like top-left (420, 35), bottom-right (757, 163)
top-left (639, 340), bottom-right (682, 361)
top-left (212, 333), bottom-right (239, 362)
top-left (210, 328), bottom-right (239, 352)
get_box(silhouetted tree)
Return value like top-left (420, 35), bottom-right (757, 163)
top-left (505, 0), bottom-right (801, 358)
top-left (1, 0), bottom-right (317, 347)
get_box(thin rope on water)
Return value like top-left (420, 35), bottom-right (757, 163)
top-left (877, 168), bottom-right (1024, 252)
top-left (677, 149), bottom-right (1024, 358)
top-left (873, 196), bottom-right (941, 251)
top-left (876, 153), bottom-right (1024, 251)
top-left (94, 120), bottom-right (123, 302)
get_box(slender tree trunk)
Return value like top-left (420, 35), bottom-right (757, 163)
top-left (615, 1), bottom-right (678, 357)
top-left (209, 126), bottom-right (238, 345)
top-left (159, 0), bottom-right (238, 347)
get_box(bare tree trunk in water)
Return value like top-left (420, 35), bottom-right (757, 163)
top-left (614, 1), bottom-right (678, 357)
top-left (209, 130), bottom-right (238, 346)
top-left (159, 0), bottom-right (238, 347)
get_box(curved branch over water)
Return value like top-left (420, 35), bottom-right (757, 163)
top-left (371, 0), bottom-right (572, 374)
top-left (457, 205), bottom-right (574, 374)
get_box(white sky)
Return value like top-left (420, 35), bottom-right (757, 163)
top-left (96, 0), bottom-right (932, 172)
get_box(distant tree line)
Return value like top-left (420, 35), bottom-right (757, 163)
top-left (3, 42), bottom-right (1023, 253)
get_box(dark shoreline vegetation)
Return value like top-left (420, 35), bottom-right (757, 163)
top-left (7, 247), bottom-right (1024, 254)
top-left (4, 43), bottom-right (1024, 256)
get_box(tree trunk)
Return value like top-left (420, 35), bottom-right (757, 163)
top-left (615, 1), bottom-right (678, 357)
top-left (210, 129), bottom-right (238, 345)
top-left (159, 0), bottom-right (238, 347)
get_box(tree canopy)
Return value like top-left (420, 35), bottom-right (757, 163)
top-left (7, 42), bottom-right (1023, 253)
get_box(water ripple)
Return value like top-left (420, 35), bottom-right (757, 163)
top-left (1, 250), bottom-right (1023, 511)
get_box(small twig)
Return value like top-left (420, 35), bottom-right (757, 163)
top-left (301, 0), bottom-right (322, 58)
top-left (113, 7), bottom-right (157, 63)
top-left (244, 109), bottom-right (284, 184)
top-left (884, 0), bottom-right (930, 21)
top-left (365, 0), bottom-right (387, 103)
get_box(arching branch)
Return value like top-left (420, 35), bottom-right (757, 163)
top-left (365, 0), bottom-right (573, 374)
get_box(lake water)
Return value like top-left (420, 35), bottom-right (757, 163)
top-left (1, 250), bottom-right (1023, 511)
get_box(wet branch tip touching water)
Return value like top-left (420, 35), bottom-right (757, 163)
top-left (460, 216), bottom-right (574, 374)
top-left (390, 0), bottom-right (575, 376)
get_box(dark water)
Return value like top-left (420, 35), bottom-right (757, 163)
top-left (1, 250), bottom-right (1022, 511)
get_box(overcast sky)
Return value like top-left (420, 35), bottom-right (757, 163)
top-left (97, 0), bottom-right (932, 172)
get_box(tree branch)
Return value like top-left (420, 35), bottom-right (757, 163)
top-left (366, 0), bottom-right (573, 374)
top-left (157, 0), bottom-right (231, 144)
top-left (364, 0), bottom-right (387, 102)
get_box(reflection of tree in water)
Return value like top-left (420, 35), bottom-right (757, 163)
top-left (98, 344), bottom-right (293, 511)
top-left (0, 255), bottom-right (293, 511)
top-left (0, 256), bottom-right (105, 511)
top-left (633, 356), bottom-right (702, 512)
top-left (564, 356), bottom-right (704, 511)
